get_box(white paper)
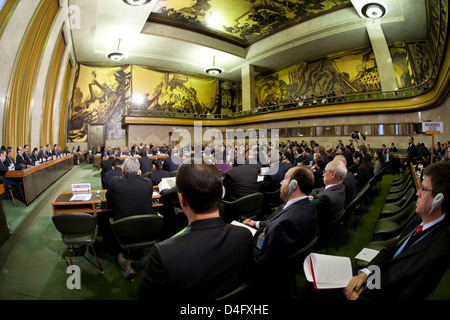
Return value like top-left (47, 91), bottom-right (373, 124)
top-left (70, 194), bottom-right (92, 201)
top-left (355, 248), bottom-right (380, 262)
top-left (303, 253), bottom-right (353, 289)
top-left (158, 177), bottom-right (176, 191)
top-left (231, 220), bottom-right (257, 236)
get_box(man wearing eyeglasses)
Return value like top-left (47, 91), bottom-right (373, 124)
top-left (344, 161), bottom-right (450, 300)
top-left (309, 160), bottom-right (346, 234)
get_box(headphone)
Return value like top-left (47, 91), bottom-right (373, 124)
top-left (429, 193), bottom-right (444, 215)
top-left (288, 179), bottom-right (298, 195)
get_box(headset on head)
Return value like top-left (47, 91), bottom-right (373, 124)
top-left (429, 193), bottom-right (444, 215)
top-left (288, 179), bottom-right (298, 195)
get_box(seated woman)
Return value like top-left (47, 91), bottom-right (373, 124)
top-left (148, 159), bottom-right (169, 185)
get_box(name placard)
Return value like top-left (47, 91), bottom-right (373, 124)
top-left (422, 122), bottom-right (443, 133)
top-left (72, 183), bottom-right (91, 192)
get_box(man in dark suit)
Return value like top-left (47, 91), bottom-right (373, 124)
top-left (162, 150), bottom-right (181, 173)
top-left (353, 151), bottom-right (373, 192)
top-left (101, 150), bottom-right (115, 175)
top-left (105, 157), bottom-right (154, 221)
top-left (309, 160), bottom-right (346, 230)
top-left (404, 136), bottom-right (416, 167)
top-left (148, 158), bottom-right (169, 185)
top-left (5, 147), bottom-right (15, 169)
top-left (344, 161), bottom-right (450, 300)
top-left (134, 162), bottom-right (253, 299)
top-left (22, 145), bottom-right (33, 165)
top-left (259, 159), bottom-right (292, 193)
top-left (243, 166), bottom-right (318, 282)
top-left (15, 146), bottom-right (28, 169)
top-left (334, 155), bottom-right (357, 206)
top-left (0, 149), bottom-right (25, 203)
top-left (138, 149), bottom-right (153, 175)
top-left (223, 161), bottom-right (259, 201)
top-left (104, 158), bottom-right (123, 189)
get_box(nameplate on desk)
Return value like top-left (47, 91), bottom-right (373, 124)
top-left (72, 183), bottom-right (91, 192)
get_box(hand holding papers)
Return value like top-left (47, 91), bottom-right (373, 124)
top-left (303, 253), bottom-right (353, 289)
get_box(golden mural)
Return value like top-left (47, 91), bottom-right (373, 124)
top-left (255, 49), bottom-right (381, 106)
top-left (68, 64), bottom-right (221, 143)
top-left (149, 0), bottom-right (351, 46)
top-left (68, 65), bottom-right (131, 142)
top-left (130, 65), bottom-right (219, 114)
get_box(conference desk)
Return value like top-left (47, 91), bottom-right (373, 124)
top-left (0, 184), bottom-right (10, 247)
top-left (51, 189), bottom-right (162, 215)
top-left (5, 155), bottom-right (74, 205)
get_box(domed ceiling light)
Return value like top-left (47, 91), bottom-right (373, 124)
top-left (122, 0), bottom-right (152, 6)
top-left (361, 2), bottom-right (387, 19)
top-left (204, 56), bottom-right (224, 76)
top-left (106, 38), bottom-right (128, 62)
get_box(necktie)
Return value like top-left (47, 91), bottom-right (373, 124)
top-left (412, 225), bottom-right (423, 237)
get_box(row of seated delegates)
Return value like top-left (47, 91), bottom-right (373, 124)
top-left (112, 153), bottom-right (450, 300)
top-left (300, 161), bottom-right (450, 300)
top-left (436, 140), bottom-right (450, 161)
top-left (0, 149), bottom-right (25, 203)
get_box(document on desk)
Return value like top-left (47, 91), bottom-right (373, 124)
top-left (70, 193), bottom-right (92, 201)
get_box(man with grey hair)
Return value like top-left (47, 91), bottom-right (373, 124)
top-left (309, 160), bottom-right (346, 231)
top-left (106, 157), bottom-right (154, 221)
top-left (334, 155), bottom-right (357, 206)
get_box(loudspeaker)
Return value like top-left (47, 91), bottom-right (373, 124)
top-left (429, 193), bottom-right (444, 214)
top-left (288, 179), bottom-right (298, 195)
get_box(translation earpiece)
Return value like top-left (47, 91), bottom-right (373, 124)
top-left (288, 179), bottom-right (298, 195)
top-left (429, 193), bottom-right (444, 215)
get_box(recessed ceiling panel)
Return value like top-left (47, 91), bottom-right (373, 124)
top-left (148, 0), bottom-right (352, 47)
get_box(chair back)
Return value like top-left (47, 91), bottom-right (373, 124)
top-left (169, 171), bottom-right (178, 177)
top-left (221, 192), bottom-right (264, 221)
top-left (52, 212), bottom-right (98, 235)
top-left (109, 214), bottom-right (163, 251)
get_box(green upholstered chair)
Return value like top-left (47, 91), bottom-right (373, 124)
top-left (109, 213), bottom-right (163, 259)
top-left (372, 201), bottom-right (417, 241)
top-left (52, 212), bottom-right (103, 272)
top-left (379, 188), bottom-right (416, 218)
top-left (221, 192), bottom-right (264, 222)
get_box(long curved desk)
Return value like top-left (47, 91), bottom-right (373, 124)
top-left (5, 155), bottom-right (74, 205)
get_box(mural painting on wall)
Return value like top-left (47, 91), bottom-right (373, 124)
top-left (129, 65), bottom-right (219, 114)
top-left (68, 64), bottom-right (130, 143)
top-left (255, 49), bottom-right (381, 106)
top-left (220, 80), bottom-right (241, 113)
top-left (389, 42), bottom-right (418, 89)
top-left (150, 0), bottom-right (351, 46)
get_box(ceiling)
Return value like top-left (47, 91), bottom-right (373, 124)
top-left (69, 0), bottom-right (428, 82)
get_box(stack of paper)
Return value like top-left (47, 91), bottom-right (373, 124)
top-left (303, 253), bottom-right (353, 289)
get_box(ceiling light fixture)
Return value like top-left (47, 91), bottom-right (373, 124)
top-left (361, 2), bottom-right (387, 19)
top-left (204, 56), bottom-right (223, 75)
top-left (122, 0), bottom-right (152, 6)
top-left (106, 38), bottom-right (128, 62)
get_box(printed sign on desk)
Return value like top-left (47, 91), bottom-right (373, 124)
top-left (72, 183), bottom-right (91, 192)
